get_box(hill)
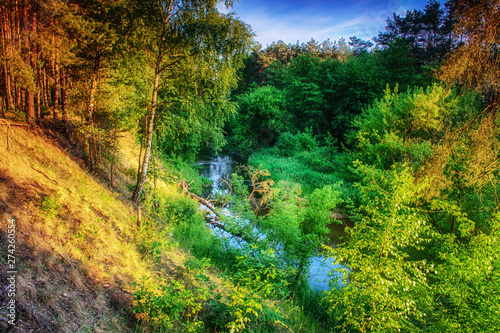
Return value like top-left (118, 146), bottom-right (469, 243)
top-left (0, 120), bottom-right (182, 332)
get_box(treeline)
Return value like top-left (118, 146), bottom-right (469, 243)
top-left (229, 0), bottom-right (462, 150)
top-left (0, 0), bottom-right (253, 203)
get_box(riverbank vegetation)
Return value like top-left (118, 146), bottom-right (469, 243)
top-left (1, 0), bottom-right (499, 332)
top-left (227, 0), bottom-right (500, 331)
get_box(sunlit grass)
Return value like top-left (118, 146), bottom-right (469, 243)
top-left (250, 148), bottom-right (342, 194)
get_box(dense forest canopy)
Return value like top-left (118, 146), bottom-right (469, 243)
top-left (1, 0), bottom-right (500, 332)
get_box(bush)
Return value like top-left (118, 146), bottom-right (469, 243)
top-left (132, 277), bottom-right (209, 332)
top-left (296, 128), bottom-right (318, 151)
top-left (275, 132), bottom-right (299, 156)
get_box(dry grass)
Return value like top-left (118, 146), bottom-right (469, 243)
top-left (0, 122), bottom-right (174, 332)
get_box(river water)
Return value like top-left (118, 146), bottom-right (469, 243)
top-left (197, 154), bottom-right (345, 290)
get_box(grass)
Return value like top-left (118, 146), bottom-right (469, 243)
top-left (0, 122), bottom-right (194, 331)
top-left (249, 147), bottom-right (343, 195)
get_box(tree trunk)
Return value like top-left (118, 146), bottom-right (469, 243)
top-left (1, 9), bottom-right (14, 113)
top-left (25, 90), bottom-right (34, 125)
top-left (43, 67), bottom-right (49, 111)
top-left (132, 53), bottom-right (162, 204)
top-left (22, 4), bottom-right (35, 125)
top-left (135, 117), bottom-right (145, 189)
top-left (36, 65), bottom-right (41, 121)
top-left (34, 13), bottom-right (40, 122)
top-left (0, 95), bottom-right (4, 118)
top-left (51, 34), bottom-right (59, 119)
top-left (2, 62), bottom-right (14, 112)
top-left (292, 256), bottom-right (307, 294)
top-left (15, 86), bottom-right (21, 114)
top-left (60, 66), bottom-right (67, 124)
top-left (110, 120), bottom-right (118, 186)
top-left (87, 73), bottom-right (98, 171)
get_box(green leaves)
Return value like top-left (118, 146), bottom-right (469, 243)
top-left (349, 84), bottom-right (472, 170)
top-left (325, 166), bottom-right (435, 332)
top-left (325, 80), bottom-right (500, 331)
top-left (132, 276), bottom-right (209, 331)
top-left (231, 85), bottom-right (289, 150)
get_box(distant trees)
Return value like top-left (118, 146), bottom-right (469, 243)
top-left (374, 0), bottom-right (457, 65)
top-left (230, 40), bottom-right (423, 150)
top-left (229, 1), bottom-right (463, 153)
top-left (348, 36), bottom-right (373, 56)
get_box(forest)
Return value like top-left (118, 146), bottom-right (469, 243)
top-left (0, 0), bottom-right (499, 332)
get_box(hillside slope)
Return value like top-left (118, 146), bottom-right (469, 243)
top-left (0, 121), bottom-right (177, 332)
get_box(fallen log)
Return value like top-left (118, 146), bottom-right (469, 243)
top-left (179, 179), bottom-right (253, 242)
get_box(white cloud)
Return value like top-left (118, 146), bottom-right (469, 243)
top-left (240, 11), bottom-right (383, 46)
top-left (228, 0), bottom-right (432, 46)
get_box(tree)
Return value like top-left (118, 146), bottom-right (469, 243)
top-left (262, 182), bottom-right (343, 291)
top-left (231, 85), bottom-right (288, 150)
top-left (325, 83), bottom-right (500, 332)
top-left (375, 0), bottom-right (456, 65)
top-left (348, 36), bottom-right (373, 56)
top-left (439, 0), bottom-right (500, 107)
top-left (130, 0), bottom-right (252, 204)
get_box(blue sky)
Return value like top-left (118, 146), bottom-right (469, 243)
top-left (219, 0), bottom-right (435, 47)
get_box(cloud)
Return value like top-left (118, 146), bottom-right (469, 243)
top-left (228, 0), bottom-right (430, 47)
top-left (239, 11), bottom-right (382, 46)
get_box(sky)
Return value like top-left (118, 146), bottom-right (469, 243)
top-left (219, 0), bottom-right (436, 47)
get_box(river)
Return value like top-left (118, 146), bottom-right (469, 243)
top-left (197, 154), bottom-right (345, 291)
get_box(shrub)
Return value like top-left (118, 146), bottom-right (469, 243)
top-left (275, 132), bottom-right (299, 156)
top-left (132, 277), bottom-right (209, 332)
top-left (296, 128), bottom-right (318, 151)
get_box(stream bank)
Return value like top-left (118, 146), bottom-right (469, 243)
top-left (196, 154), bottom-right (345, 290)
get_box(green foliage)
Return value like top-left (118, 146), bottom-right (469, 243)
top-left (233, 247), bottom-right (291, 299)
top-left (348, 84), bottom-right (477, 170)
top-left (14, 108), bottom-right (27, 122)
top-left (161, 156), bottom-right (206, 195)
top-left (325, 159), bottom-right (500, 332)
top-left (296, 128), bottom-right (319, 151)
top-left (375, 0), bottom-right (455, 65)
top-left (275, 132), bottom-right (299, 157)
top-left (248, 51), bottom-right (424, 145)
top-left (321, 80), bottom-right (500, 331)
top-left (225, 286), bottom-right (263, 332)
top-left (40, 196), bottom-right (61, 218)
top-left (231, 34), bottom-right (433, 150)
top-left (275, 128), bottom-right (319, 157)
top-left (249, 148), bottom-right (341, 195)
top-left (231, 85), bottom-right (289, 151)
top-left (136, 223), bottom-right (177, 263)
top-left (132, 277), bottom-right (209, 332)
top-left (325, 165), bottom-right (434, 332)
top-left (262, 182), bottom-right (344, 278)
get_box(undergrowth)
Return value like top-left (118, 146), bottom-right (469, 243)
top-left (0, 123), bottom-right (336, 332)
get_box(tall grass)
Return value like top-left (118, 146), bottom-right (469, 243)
top-left (249, 147), bottom-right (342, 195)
